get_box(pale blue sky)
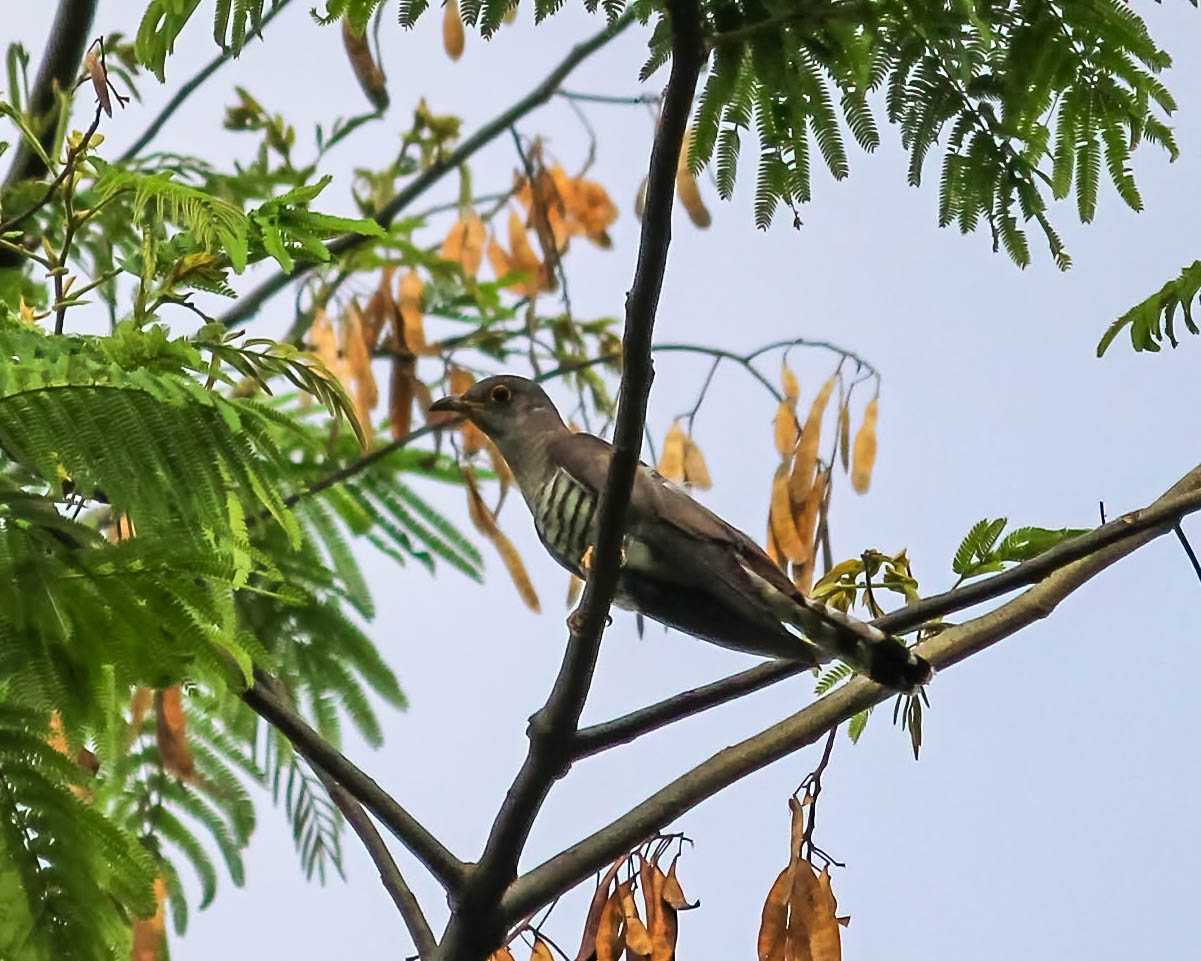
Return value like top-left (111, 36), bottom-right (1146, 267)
top-left (7, 3), bottom-right (1201, 959)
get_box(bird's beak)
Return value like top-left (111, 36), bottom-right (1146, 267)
top-left (429, 394), bottom-right (472, 416)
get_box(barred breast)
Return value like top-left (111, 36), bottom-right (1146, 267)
top-left (532, 468), bottom-right (599, 574)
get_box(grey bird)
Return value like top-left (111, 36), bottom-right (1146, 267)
top-left (430, 375), bottom-right (931, 692)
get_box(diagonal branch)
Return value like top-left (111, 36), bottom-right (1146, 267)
top-left (498, 462), bottom-right (1201, 922)
top-left (570, 480), bottom-right (1201, 757)
top-left (572, 660), bottom-right (809, 759)
top-left (217, 8), bottom-right (636, 330)
top-left (436, 4), bottom-right (705, 958)
top-left (318, 772), bottom-right (438, 958)
top-left (242, 670), bottom-right (468, 893)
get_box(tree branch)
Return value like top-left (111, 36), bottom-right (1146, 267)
top-left (499, 462), bottom-right (1201, 922)
top-left (571, 660), bottom-right (809, 759)
top-left (873, 483), bottom-right (1201, 636)
top-left (436, 4), bottom-right (704, 958)
top-left (318, 772), bottom-right (438, 958)
top-left (217, 8), bottom-right (636, 330)
top-left (116, 0), bottom-right (294, 164)
top-left (242, 671), bottom-right (468, 893)
top-left (1, 0), bottom-right (97, 189)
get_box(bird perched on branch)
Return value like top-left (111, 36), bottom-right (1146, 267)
top-left (430, 375), bottom-right (931, 692)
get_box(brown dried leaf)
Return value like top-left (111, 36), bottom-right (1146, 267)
top-left (508, 209), bottom-right (547, 296)
top-left (569, 177), bottom-right (619, 248)
top-left (464, 468), bottom-right (540, 612)
top-left (341, 16), bottom-right (388, 110)
top-left (770, 465), bottom-right (809, 565)
top-left (788, 861), bottom-right (823, 961)
top-left (788, 795), bottom-right (808, 862)
top-left (781, 362), bottom-right (799, 403)
top-left (397, 270), bottom-right (435, 356)
top-left (443, 0), bottom-right (465, 60)
top-left (790, 375), bottom-right (837, 506)
top-left (128, 686), bottom-right (152, 746)
top-left (487, 233), bottom-right (514, 281)
top-left (155, 687), bottom-right (194, 780)
top-left (757, 868), bottom-right (790, 961)
top-left (773, 401), bottom-right (799, 457)
top-left (662, 859), bottom-right (698, 911)
top-left (597, 884), bottom-right (628, 961)
top-left (809, 866), bottom-right (842, 961)
top-left (574, 858), bottom-right (625, 961)
top-left (441, 211), bottom-right (487, 277)
top-left (389, 355), bottom-right (416, 440)
top-left (344, 301), bottom-right (378, 446)
top-left (448, 366), bottom-right (487, 455)
top-left (657, 422), bottom-right (687, 484)
top-left (130, 877), bottom-right (167, 961)
top-left (792, 469), bottom-right (827, 595)
top-left (308, 307), bottom-right (343, 377)
top-left (488, 950), bottom-right (517, 961)
top-left (851, 398), bottom-right (878, 495)
top-left (676, 129), bottom-right (711, 228)
top-left (531, 939), bottom-right (555, 961)
top-left (84, 49), bottom-right (111, 117)
top-left (682, 437), bottom-right (711, 490)
top-left (620, 881), bottom-right (653, 958)
top-left (645, 864), bottom-right (678, 961)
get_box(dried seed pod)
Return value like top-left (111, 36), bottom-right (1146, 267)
top-left (851, 397), bottom-right (878, 494)
top-left (443, 0), bottom-right (465, 61)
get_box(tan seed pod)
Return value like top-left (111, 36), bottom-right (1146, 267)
top-left (773, 400), bottom-right (798, 457)
top-left (682, 436), bottom-right (711, 490)
top-left (780, 361), bottom-right (799, 402)
top-left (676, 127), bottom-right (712, 228)
top-left (341, 16), bottom-right (388, 110)
top-left (838, 398), bottom-right (851, 472)
top-left (443, 0), bottom-right (465, 61)
top-left (770, 465), bottom-right (809, 564)
top-left (789, 374), bottom-right (837, 507)
top-left (851, 397), bottom-right (878, 494)
top-left (657, 422), bottom-right (687, 484)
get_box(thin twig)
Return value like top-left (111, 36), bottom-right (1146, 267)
top-left (572, 661), bottom-right (810, 759)
top-left (318, 773), bottom-right (438, 958)
top-left (241, 671), bottom-right (468, 893)
top-left (1174, 524), bottom-right (1201, 586)
top-left (500, 462), bottom-right (1201, 924)
top-left (217, 9), bottom-right (636, 330)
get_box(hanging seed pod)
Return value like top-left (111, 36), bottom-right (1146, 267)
top-left (851, 397), bottom-right (879, 494)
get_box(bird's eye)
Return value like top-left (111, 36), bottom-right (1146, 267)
top-left (490, 384), bottom-right (512, 404)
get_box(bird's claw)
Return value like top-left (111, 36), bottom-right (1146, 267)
top-left (579, 544), bottom-right (626, 574)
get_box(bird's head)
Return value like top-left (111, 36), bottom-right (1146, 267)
top-left (429, 374), bottom-right (565, 446)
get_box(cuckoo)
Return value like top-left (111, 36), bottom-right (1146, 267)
top-left (430, 375), bottom-right (931, 692)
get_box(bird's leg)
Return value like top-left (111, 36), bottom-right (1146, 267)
top-left (566, 542), bottom-right (625, 634)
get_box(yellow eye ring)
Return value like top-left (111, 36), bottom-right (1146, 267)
top-left (490, 384), bottom-right (512, 404)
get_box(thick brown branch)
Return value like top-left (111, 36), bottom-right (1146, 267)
top-left (217, 9), bottom-right (635, 330)
top-left (437, 4), bottom-right (705, 958)
top-left (499, 463), bottom-right (1201, 923)
top-left (572, 660), bottom-right (809, 759)
top-left (242, 671), bottom-right (468, 893)
top-left (319, 773), bottom-right (438, 958)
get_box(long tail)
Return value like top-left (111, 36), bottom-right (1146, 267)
top-left (789, 596), bottom-right (932, 692)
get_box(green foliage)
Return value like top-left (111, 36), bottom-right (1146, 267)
top-left (0, 707), bottom-right (156, 961)
top-left (951, 517), bottom-right (1087, 582)
top-left (137, 0), bottom-right (286, 80)
top-left (661, 0), bottom-right (1180, 264)
top-left (1097, 260), bottom-right (1201, 356)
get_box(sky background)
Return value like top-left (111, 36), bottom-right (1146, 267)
top-left (8, 2), bottom-right (1201, 959)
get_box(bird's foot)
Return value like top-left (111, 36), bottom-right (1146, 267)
top-left (579, 543), bottom-right (627, 574)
